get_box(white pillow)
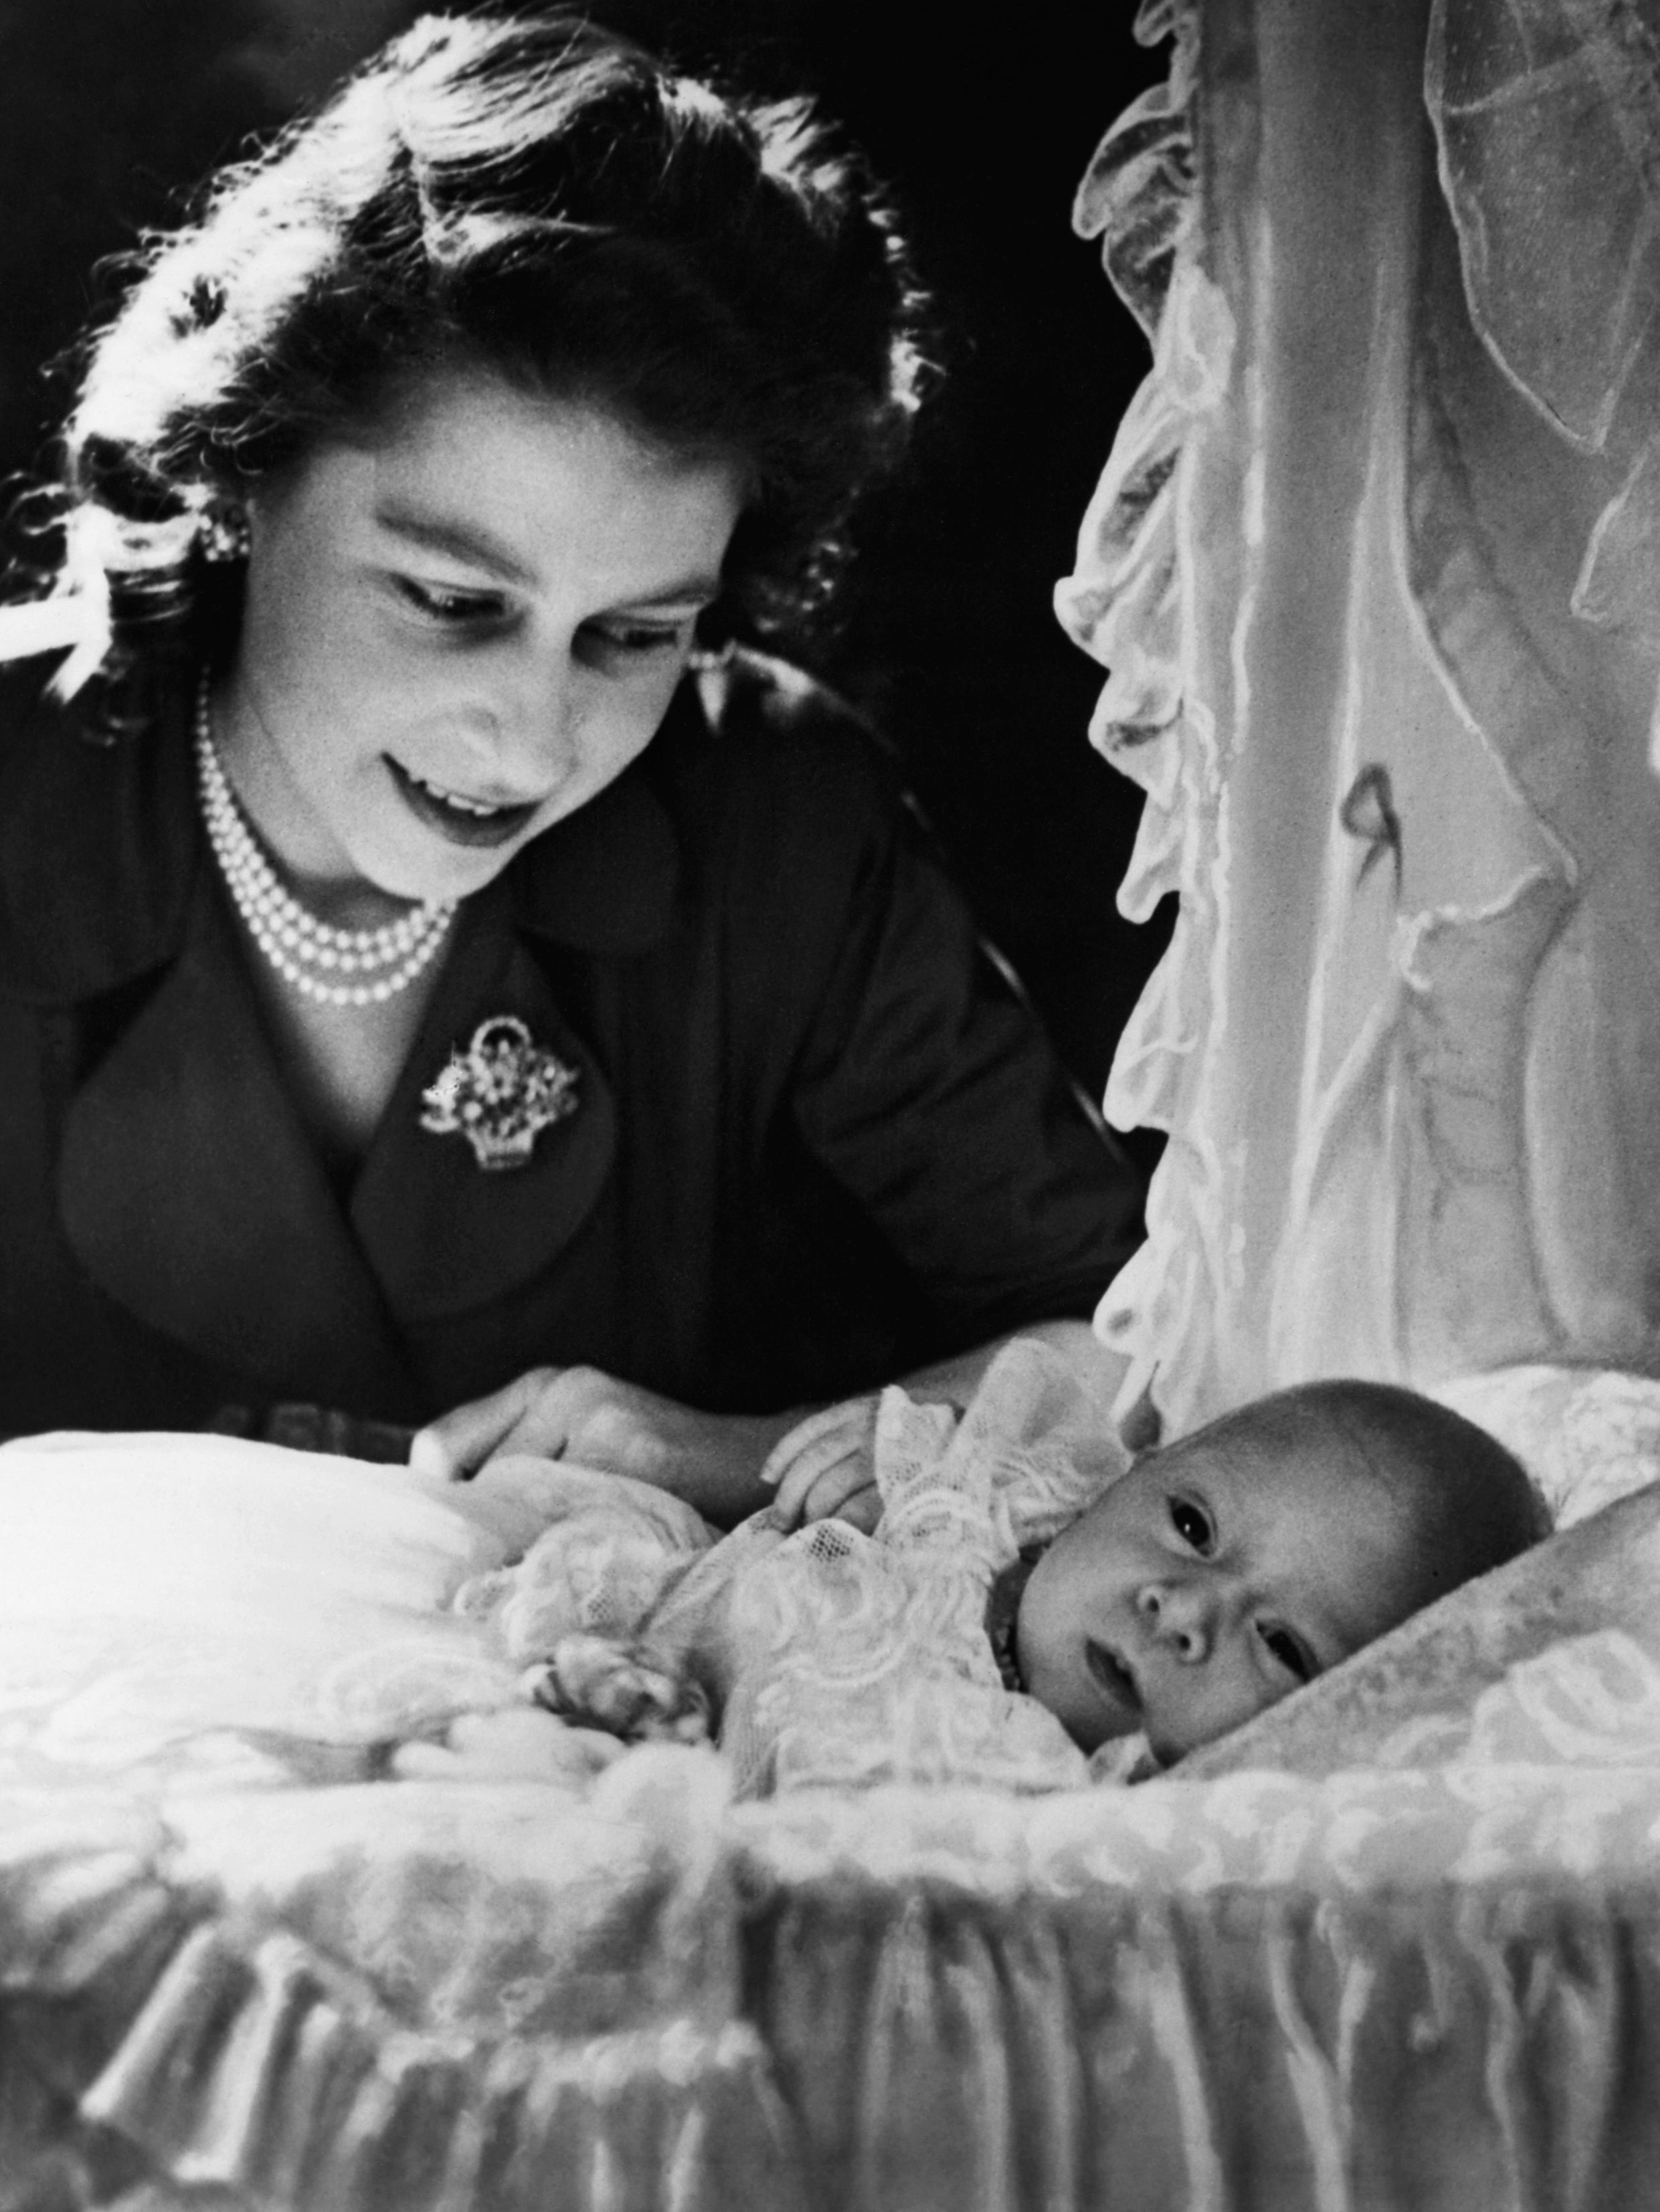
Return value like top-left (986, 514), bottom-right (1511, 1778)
top-left (1433, 1365), bottom-right (1660, 1528)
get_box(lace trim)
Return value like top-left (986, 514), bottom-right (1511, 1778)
top-left (985, 1547), bottom-right (1045, 1692)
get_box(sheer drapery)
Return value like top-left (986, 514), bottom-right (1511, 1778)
top-left (1060, 0), bottom-right (1660, 1436)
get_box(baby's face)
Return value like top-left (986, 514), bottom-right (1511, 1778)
top-left (1015, 1418), bottom-right (1432, 1764)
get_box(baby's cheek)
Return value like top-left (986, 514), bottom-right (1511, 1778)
top-left (1023, 1637), bottom-right (1117, 1754)
top-left (1151, 1668), bottom-right (1290, 1763)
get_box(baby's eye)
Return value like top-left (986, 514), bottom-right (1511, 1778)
top-left (1258, 1623), bottom-right (1317, 1684)
top-left (1168, 1496), bottom-right (1213, 1554)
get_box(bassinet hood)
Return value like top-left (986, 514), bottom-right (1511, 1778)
top-left (1060, 0), bottom-right (1660, 1434)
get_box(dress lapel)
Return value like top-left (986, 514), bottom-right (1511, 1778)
top-left (349, 889), bottom-right (618, 1324)
top-left (0, 660), bottom-right (199, 1003)
top-left (23, 660), bottom-right (696, 1373)
top-left (349, 719), bottom-right (690, 1328)
top-left (57, 876), bottom-right (418, 1411)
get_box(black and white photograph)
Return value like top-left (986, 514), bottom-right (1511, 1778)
top-left (1, 3), bottom-right (1658, 2206)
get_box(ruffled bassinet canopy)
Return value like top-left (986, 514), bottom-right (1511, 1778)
top-left (1060, 0), bottom-right (1660, 1437)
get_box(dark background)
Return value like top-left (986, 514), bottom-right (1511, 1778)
top-left (0, 0), bottom-right (1170, 1159)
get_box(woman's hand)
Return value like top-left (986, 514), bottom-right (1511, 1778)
top-left (413, 1325), bottom-right (1126, 1532)
top-left (760, 1397), bottom-right (883, 1533)
top-left (409, 1365), bottom-right (798, 1524)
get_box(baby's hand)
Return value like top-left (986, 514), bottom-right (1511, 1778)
top-left (521, 1634), bottom-right (713, 1745)
top-left (391, 1707), bottom-right (624, 1783)
top-left (761, 1396), bottom-right (883, 1532)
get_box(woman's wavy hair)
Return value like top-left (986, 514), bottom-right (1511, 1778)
top-left (41, 7), bottom-right (931, 704)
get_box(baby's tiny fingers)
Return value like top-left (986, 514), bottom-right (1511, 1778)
top-left (390, 1739), bottom-right (463, 1780)
top-left (798, 1456), bottom-right (879, 1526)
top-left (830, 1486), bottom-right (882, 1534)
top-left (769, 1435), bottom-right (862, 1529)
top-left (758, 1401), bottom-right (846, 1488)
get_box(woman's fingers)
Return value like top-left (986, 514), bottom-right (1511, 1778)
top-left (411, 1367), bottom-right (702, 1492)
top-left (409, 1367), bottom-right (564, 1480)
top-left (415, 1367), bottom-right (851, 1520)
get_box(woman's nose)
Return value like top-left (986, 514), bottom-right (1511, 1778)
top-left (1136, 1579), bottom-right (1212, 1663)
top-left (464, 672), bottom-right (577, 793)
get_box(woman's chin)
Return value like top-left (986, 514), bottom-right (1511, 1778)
top-left (351, 821), bottom-right (535, 909)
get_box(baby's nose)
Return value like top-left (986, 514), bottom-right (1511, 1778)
top-left (1136, 1579), bottom-right (1210, 1662)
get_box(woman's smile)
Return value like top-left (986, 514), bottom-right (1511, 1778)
top-left (385, 758), bottom-right (543, 847)
top-left (214, 366), bottom-right (745, 910)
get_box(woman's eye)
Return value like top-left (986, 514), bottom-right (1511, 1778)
top-left (1259, 1625), bottom-right (1316, 1684)
top-left (583, 618), bottom-right (689, 659)
top-left (1168, 1497), bottom-right (1212, 1554)
top-left (394, 577), bottom-right (504, 624)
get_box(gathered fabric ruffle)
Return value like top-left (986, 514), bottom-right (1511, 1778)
top-left (2, 1763), bottom-right (807, 2212)
top-left (19, 1738), bottom-right (1660, 2207)
top-left (6, 1361), bottom-right (1660, 2205)
top-left (1059, 0), bottom-right (1660, 1434)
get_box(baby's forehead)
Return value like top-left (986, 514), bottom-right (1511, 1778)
top-left (1144, 1412), bottom-right (1440, 1631)
top-left (1155, 1403), bottom-right (1420, 1515)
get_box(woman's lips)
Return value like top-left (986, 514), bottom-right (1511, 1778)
top-left (1085, 1639), bottom-right (1140, 1719)
top-left (386, 757), bottom-right (541, 849)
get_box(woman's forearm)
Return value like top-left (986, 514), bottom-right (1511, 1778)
top-left (414, 1322), bottom-right (1130, 1530)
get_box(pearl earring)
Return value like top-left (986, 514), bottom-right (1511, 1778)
top-left (199, 500), bottom-right (252, 565)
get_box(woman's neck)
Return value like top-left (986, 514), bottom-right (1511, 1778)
top-left (211, 673), bottom-right (423, 932)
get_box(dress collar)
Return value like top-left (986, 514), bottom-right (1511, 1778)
top-left (0, 657), bottom-right (688, 1002)
top-left (984, 1544), bottom-right (1047, 1694)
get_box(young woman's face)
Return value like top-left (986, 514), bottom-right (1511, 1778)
top-left (217, 366), bottom-right (745, 906)
top-left (1016, 1420), bottom-right (1431, 1765)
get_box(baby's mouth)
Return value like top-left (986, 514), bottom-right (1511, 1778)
top-left (1085, 1638), bottom-right (1141, 1719)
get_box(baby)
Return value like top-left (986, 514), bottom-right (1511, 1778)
top-left (1006, 1377), bottom-right (1545, 1768)
top-left (438, 1348), bottom-right (1545, 1790)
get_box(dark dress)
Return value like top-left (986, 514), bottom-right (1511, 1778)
top-left (0, 649), bottom-right (1141, 1439)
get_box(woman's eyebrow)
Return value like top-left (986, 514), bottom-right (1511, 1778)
top-left (617, 578), bottom-right (725, 611)
top-left (372, 504), bottom-right (723, 606)
top-left (373, 506), bottom-right (535, 584)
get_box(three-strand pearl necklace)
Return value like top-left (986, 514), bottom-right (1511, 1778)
top-left (193, 678), bottom-right (456, 1006)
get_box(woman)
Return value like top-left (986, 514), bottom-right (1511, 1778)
top-left (0, 11), bottom-right (1141, 1521)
